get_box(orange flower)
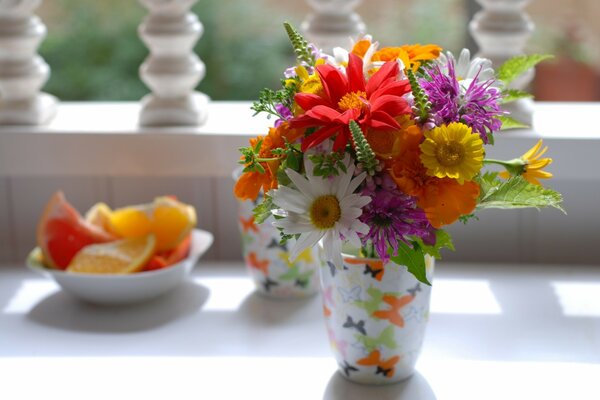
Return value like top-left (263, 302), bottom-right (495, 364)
top-left (389, 142), bottom-right (479, 228)
top-left (234, 123), bottom-right (303, 201)
top-left (366, 116), bottom-right (422, 160)
top-left (351, 38), bottom-right (372, 58)
top-left (372, 43), bottom-right (442, 71)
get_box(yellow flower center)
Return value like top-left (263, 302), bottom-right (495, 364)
top-left (435, 142), bottom-right (465, 166)
top-left (338, 91), bottom-right (367, 111)
top-left (309, 195), bottom-right (341, 229)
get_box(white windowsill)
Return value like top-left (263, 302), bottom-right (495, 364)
top-left (0, 101), bottom-right (597, 179)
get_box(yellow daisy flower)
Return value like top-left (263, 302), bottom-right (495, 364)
top-left (499, 139), bottom-right (553, 185)
top-left (419, 122), bottom-right (484, 184)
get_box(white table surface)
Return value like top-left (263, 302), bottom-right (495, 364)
top-left (1, 261), bottom-right (599, 400)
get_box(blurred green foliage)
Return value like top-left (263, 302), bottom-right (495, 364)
top-left (40, 0), bottom-right (294, 101)
top-left (39, 0), bottom-right (465, 101)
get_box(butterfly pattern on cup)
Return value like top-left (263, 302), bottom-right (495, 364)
top-left (320, 254), bottom-right (434, 384)
top-left (237, 197), bottom-right (321, 298)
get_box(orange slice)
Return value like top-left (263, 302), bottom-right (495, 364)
top-left (109, 196), bottom-right (196, 251)
top-left (67, 234), bottom-right (156, 274)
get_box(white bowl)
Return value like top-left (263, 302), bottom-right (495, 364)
top-left (26, 229), bottom-right (213, 305)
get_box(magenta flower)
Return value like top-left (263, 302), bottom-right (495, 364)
top-left (420, 61), bottom-right (503, 143)
top-left (360, 175), bottom-right (435, 262)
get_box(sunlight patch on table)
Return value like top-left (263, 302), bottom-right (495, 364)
top-left (194, 277), bottom-right (255, 311)
top-left (2, 280), bottom-right (58, 314)
top-left (552, 281), bottom-right (600, 317)
top-left (430, 279), bottom-right (502, 314)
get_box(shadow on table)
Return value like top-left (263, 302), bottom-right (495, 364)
top-left (323, 370), bottom-right (436, 400)
top-left (236, 291), bottom-right (320, 326)
top-left (26, 281), bottom-right (210, 333)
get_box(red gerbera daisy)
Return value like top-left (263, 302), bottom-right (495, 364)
top-left (290, 53), bottom-right (412, 152)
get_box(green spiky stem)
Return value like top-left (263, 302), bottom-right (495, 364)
top-left (407, 69), bottom-right (431, 123)
top-left (283, 22), bottom-right (314, 65)
top-left (349, 120), bottom-right (378, 175)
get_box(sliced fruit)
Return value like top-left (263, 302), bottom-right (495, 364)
top-left (36, 191), bottom-right (115, 270)
top-left (142, 233), bottom-right (192, 272)
top-left (109, 196), bottom-right (196, 251)
top-left (84, 202), bottom-right (113, 233)
top-left (164, 233), bottom-right (192, 265)
top-left (143, 255), bottom-right (169, 272)
top-left (67, 234), bottom-right (156, 274)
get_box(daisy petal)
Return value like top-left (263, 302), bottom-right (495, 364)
top-left (290, 230), bottom-right (324, 261)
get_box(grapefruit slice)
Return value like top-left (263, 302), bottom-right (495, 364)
top-left (36, 192), bottom-right (115, 270)
top-left (109, 196), bottom-right (196, 252)
top-left (67, 234), bottom-right (156, 274)
top-left (142, 233), bottom-right (192, 271)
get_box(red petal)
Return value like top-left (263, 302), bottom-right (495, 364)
top-left (301, 125), bottom-right (341, 151)
top-left (307, 105), bottom-right (342, 122)
top-left (334, 108), bottom-right (361, 125)
top-left (371, 95), bottom-right (411, 116)
top-left (333, 128), bottom-right (350, 151)
top-left (369, 112), bottom-right (402, 130)
top-left (366, 61), bottom-right (399, 97)
top-left (317, 64), bottom-right (349, 104)
top-left (289, 114), bottom-right (320, 129)
top-left (347, 53), bottom-right (366, 93)
top-left (295, 92), bottom-right (331, 111)
top-left (370, 80), bottom-right (411, 99)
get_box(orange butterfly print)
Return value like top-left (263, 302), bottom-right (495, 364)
top-left (239, 216), bottom-right (258, 233)
top-left (344, 258), bottom-right (385, 281)
top-left (323, 304), bottom-right (332, 317)
top-left (357, 349), bottom-right (400, 378)
top-left (246, 252), bottom-right (269, 275)
top-left (372, 294), bottom-right (414, 328)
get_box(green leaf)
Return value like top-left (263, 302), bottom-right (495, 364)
top-left (497, 54), bottom-right (553, 86)
top-left (477, 176), bottom-right (565, 213)
top-left (499, 115), bottom-right (529, 130)
top-left (389, 242), bottom-right (430, 286)
top-left (476, 171), bottom-right (501, 200)
top-left (458, 213), bottom-right (479, 224)
top-left (253, 195), bottom-right (275, 224)
top-left (501, 88), bottom-right (534, 104)
top-left (414, 230), bottom-right (455, 260)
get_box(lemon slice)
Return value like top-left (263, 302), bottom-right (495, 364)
top-left (85, 202), bottom-right (113, 233)
top-left (67, 234), bottom-right (156, 274)
top-left (109, 196), bottom-right (196, 251)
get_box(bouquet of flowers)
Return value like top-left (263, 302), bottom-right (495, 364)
top-left (234, 23), bottom-right (563, 284)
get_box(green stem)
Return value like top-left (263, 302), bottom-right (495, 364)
top-left (255, 157), bottom-right (283, 163)
top-left (484, 158), bottom-right (526, 176)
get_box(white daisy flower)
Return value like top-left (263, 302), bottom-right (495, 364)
top-left (271, 154), bottom-right (371, 268)
top-left (437, 48), bottom-right (495, 84)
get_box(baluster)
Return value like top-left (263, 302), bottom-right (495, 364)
top-left (301, 0), bottom-right (366, 53)
top-left (0, 0), bottom-right (57, 125)
top-left (138, 0), bottom-right (208, 127)
top-left (469, 0), bottom-right (535, 124)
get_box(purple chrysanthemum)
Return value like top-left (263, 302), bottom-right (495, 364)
top-left (274, 103), bottom-right (293, 127)
top-left (360, 175), bottom-right (435, 262)
top-left (420, 61), bottom-right (503, 143)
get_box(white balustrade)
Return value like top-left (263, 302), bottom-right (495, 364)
top-left (301, 0), bottom-right (366, 53)
top-left (469, 0), bottom-right (535, 124)
top-left (0, 0), bottom-right (57, 125)
top-left (138, 0), bottom-right (208, 127)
